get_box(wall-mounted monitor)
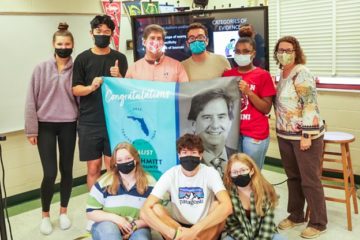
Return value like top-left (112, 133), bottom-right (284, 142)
top-left (131, 6), bottom-right (269, 70)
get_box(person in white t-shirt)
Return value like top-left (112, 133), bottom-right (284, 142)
top-left (140, 134), bottom-right (232, 240)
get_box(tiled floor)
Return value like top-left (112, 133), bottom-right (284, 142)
top-left (7, 170), bottom-right (360, 240)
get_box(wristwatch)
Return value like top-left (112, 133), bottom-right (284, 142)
top-left (130, 220), bottom-right (137, 231)
top-left (302, 133), bottom-right (310, 139)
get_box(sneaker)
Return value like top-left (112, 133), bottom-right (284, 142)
top-left (86, 219), bottom-right (94, 232)
top-left (59, 214), bottom-right (71, 230)
top-left (278, 218), bottom-right (304, 230)
top-left (40, 217), bottom-right (53, 235)
top-left (300, 227), bottom-right (327, 239)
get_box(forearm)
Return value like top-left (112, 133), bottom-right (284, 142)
top-left (87, 210), bottom-right (120, 223)
top-left (135, 219), bottom-right (148, 229)
top-left (24, 109), bottom-right (39, 136)
top-left (72, 85), bottom-right (94, 96)
top-left (192, 202), bottom-right (232, 234)
top-left (140, 206), bottom-right (175, 238)
top-left (247, 92), bottom-right (273, 114)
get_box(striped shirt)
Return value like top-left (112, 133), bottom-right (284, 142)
top-left (86, 173), bottom-right (155, 221)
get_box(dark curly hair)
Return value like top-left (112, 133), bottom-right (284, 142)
top-left (176, 134), bottom-right (204, 154)
top-left (90, 15), bottom-right (115, 32)
top-left (273, 36), bottom-right (306, 69)
top-left (236, 37), bottom-right (256, 51)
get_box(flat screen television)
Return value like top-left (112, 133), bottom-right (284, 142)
top-left (131, 6), bottom-right (269, 70)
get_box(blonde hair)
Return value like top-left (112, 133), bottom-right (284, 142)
top-left (107, 142), bottom-right (148, 195)
top-left (223, 153), bottom-right (278, 216)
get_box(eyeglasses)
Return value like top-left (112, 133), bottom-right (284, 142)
top-left (277, 49), bottom-right (295, 54)
top-left (230, 168), bottom-right (250, 176)
top-left (187, 34), bottom-right (207, 43)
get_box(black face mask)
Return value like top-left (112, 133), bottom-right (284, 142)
top-left (231, 173), bottom-right (252, 187)
top-left (55, 48), bottom-right (73, 58)
top-left (94, 35), bottom-right (111, 48)
top-left (117, 160), bottom-right (135, 174)
top-left (180, 156), bottom-right (201, 171)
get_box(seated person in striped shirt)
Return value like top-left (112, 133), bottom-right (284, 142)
top-left (223, 153), bottom-right (285, 240)
top-left (86, 142), bottom-right (155, 240)
top-left (141, 134), bottom-right (232, 240)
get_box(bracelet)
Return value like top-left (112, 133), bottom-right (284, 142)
top-left (130, 220), bottom-right (137, 231)
top-left (172, 228), bottom-right (181, 240)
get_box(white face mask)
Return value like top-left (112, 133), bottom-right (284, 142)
top-left (234, 54), bottom-right (252, 67)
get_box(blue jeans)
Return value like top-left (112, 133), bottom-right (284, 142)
top-left (239, 135), bottom-right (270, 170)
top-left (91, 221), bottom-right (151, 240)
top-left (223, 233), bottom-right (287, 240)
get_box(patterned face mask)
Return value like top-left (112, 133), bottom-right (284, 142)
top-left (189, 40), bottom-right (206, 55)
top-left (277, 52), bottom-right (295, 66)
top-left (145, 40), bottom-right (164, 55)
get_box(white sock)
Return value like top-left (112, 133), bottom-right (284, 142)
top-left (40, 217), bottom-right (53, 235)
top-left (86, 219), bottom-right (94, 232)
top-left (59, 214), bottom-right (71, 230)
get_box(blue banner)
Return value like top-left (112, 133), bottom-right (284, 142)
top-left (102, 77), bottom-right (240, 179)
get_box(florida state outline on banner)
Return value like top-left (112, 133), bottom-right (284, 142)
top-left (101, 0), bottom-right (121, 50)
top-left (101, 77), bottom-right (240, 180)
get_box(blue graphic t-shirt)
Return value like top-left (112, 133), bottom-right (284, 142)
top-left (151, 164), bottom-right (225, 225)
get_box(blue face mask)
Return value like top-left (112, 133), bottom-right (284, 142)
top-left (189, 40), bottom-right (206, 55)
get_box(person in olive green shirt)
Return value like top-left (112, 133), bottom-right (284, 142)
top-left (182, 22), bottom-right (231, 81)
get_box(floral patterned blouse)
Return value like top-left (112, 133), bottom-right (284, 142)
top-left (275, 64), bottom-right (324, 140)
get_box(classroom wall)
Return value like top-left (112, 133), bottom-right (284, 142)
top-left (1, 0), bottom-right (359, 198)
top-left (267, 91), bottom-right (360, 173)
top-left (0, 0), bottom-right (185, 197)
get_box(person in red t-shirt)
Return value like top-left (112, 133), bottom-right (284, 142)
top-left (223, 37), bottom-right (276, 169)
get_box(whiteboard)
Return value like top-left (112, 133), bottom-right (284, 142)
top-left (0, 13), bottom-right (133, 133)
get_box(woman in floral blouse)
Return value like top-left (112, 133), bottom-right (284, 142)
top-left (223, 153), bottom-right (284, 240)
top-left (274, 36), bottom-right (327, 239)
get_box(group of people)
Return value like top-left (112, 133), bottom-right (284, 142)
top-left (87, 133), bottom-right (281, 240)
top-left (24, 14), bottom-right (327, 239)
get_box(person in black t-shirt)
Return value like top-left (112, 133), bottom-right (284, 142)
top-left (72, 15), bottom-right (128, 190)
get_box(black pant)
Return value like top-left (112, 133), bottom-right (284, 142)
top-left (37, 122), bottom-right (77, 212)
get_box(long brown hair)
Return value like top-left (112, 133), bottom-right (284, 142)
top-left (107, 142), bottom-right (148, 195)
top-left (273, 35), bottom-right (306, 69)
top-left (224, 153), bottom-right (278, 216)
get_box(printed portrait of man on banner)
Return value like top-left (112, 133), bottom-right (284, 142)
top-left (101, 77), bottom-right (240, 179)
